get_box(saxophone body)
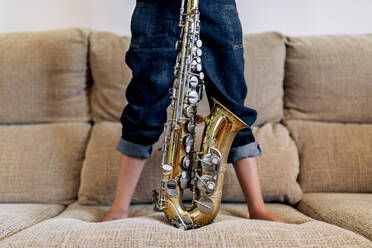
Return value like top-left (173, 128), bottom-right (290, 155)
top-left (152, 0), bottom-right (250, 230)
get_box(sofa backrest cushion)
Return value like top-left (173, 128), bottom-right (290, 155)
top-left (78, 121), bottom-right (302, 206)
top-left (284, 120), bottom-right (372, 193)
top-left (284, 34), bottom-right (372, 123)
top-left (243, 32), bottom-right (286, 125)
top-left (0, 28), bottom-right (91, 124)
top-left (88, 31), bottom-right (286, 126)
top-left (0, 123), bottom-right (91, 204)
top-left (89, 31), bottom-right (132, 122)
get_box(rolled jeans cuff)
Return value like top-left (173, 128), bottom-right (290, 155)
top-left (116, 137), bottom-right (153, 159)
top-left (227, 141), bottom-right (262, 164)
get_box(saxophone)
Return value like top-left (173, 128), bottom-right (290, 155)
top-left (152, 0), bottom-right (250, 230)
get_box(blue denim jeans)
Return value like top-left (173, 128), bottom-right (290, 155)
top-left (117, 0), bottom-right (261, 163)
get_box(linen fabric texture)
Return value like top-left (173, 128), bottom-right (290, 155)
top-left (284, 120), bottom-right (372, 193)
top-left (297, 192), bottom-right (372, 241)
top-left (78, 121), bottom-right (302, 206)
top-left (284, 34), bottom-right (372, 123)
top-left (0, 123), bottom-right (91, 204)
top-left (0, 28), bottom-right (90, 124)
top-left (1, 201), bottom-right (371, 248)
top-left (0, 203), bottom-right (65, 241)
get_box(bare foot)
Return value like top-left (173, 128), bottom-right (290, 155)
top-left (99, 208), bottom-right (129, 222)
top-left (249, 209), bottom-right (293, 224)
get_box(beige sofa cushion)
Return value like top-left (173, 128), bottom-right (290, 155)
top-left (297, 193), bottom-right (372, 241)
top-left (0, 203), bottom-right (64, 241)
top-left (243, 32), bottom-right (286, 125)
top-left (284, 120), bottom-right (372, 193)
top-left (1, 201), bottom-right (371, 247)
top-left (89, 31), bottom-right (285, 126)
top-left (53, 201), bottom-right (315, 225)
top-left (89, 31), bottom-right (131, 122)
top-left (0, 123), bottom-right (91, 204)
top-left (0, 28), bottom-right (90, 124)
top-left (284, 34), bottom-right (372, 123)
top-left (78, 121), bottom-right (302, 206)
top-left (222, 122), bottom-right (302, 204)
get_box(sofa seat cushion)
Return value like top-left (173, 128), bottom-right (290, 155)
top-left (78, 121), bottom-right (302, 206)
top-left (0, 203), bottom-right (65, 241)
top-left (89, 31), bottom-right (286, 126)
top-left (0, 123), bottom-right (91, 204)
top-left (54, 202), bottom-right (314, 225)
top-left (284, 120), bottom-right (372, 193)
top-left (296, 192), bottom-right (372, 241)
top-left (1, 201), bottom-right (371, 247)
top-left (0, 28), bottom-right (91, 124)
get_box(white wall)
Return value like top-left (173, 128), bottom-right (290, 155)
top-left (0, 0), bottom-right (371, 36)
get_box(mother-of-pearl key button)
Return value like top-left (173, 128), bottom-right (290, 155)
top-left (163, 164), bottom-right (173, 171)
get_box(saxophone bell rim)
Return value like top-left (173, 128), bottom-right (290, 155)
top-left (209, 97), bottom-right (251, 129)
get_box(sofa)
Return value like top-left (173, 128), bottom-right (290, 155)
top-left (0, 27), bottom-right (371, 247)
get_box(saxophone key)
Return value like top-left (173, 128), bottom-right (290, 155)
top-left (182, 155), bottom-right (191, 169)
top-left (199, 153), bottom-right (219, 172)
top-left (191, 59), bottom-right (202, 72)
top-left (195, 196), bottom-right (215, 214)
top-left (184, 135), bottom-right (195, 153)
top-left (172, 215), bottom-right (194, 230)
top-left (199, 72), bottom-right (205, 80)
top-left (193, 63), bottom-right (202, 72)
top-left (162, 164), bottom-right (173, 171)
top-left (192, 47), bottom-right (202, 57)
top-left (179, 171), bottom-right (189, 189)
top-left (196, 39), bottom-right (203, 48)
top-left (187, 90), bottom-right (199, 104)
top-left (197, 174), bottom-right (217, 195)
top-left (186, 121), bottom-right (196, 133)
top-left (166, 179), bottom-right (179, 197)
top-left (185, 105), bottom-right (196, 118)
top-left (207, 182), bottom-right (216, 191)
top-left (189, 76), bottom-right (199, 87)
top-left (185, 145), bottom-right (192, 154)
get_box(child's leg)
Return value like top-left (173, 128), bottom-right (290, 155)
top-left (117, 1), bottom-right (180, 152)
top-left (100, 154), bottom-right (145, 222)
top-left (100, 1), bottom-right (180, 222)
top-left (199, 0), bottom-right (289, 223)
top-left (233, 158), bottom-right (291, 223)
